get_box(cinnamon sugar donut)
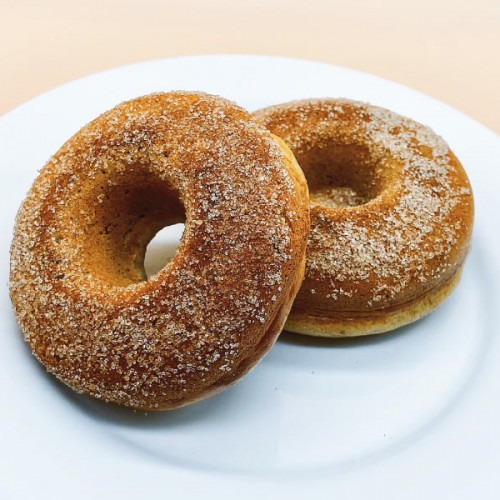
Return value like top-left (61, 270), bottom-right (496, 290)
top-left (9, 92), bottom-right (310, 409)
top-left (254, 98), bottom-right (473, 337)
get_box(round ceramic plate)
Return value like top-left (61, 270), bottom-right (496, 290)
top-left (1, 55), bottom-right (499, 499)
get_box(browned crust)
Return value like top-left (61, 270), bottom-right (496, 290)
top-left (9, 92), bottom-right (310, 409)
top-left (254, 98), bottom-right (474, 337)
top-left (286, 262), bottom-right (465, 337)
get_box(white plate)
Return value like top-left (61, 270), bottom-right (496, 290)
top-left (1, 55), bottom-right (499, 499)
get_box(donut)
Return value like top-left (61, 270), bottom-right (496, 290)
top-left (9, 92), bottom-right (310, 409)
top-left (254, 98), bottom-right (473, 337)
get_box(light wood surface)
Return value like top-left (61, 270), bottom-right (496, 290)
top-left (1, 0), bottom-right (499, 134)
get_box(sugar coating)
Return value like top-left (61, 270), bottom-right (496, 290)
top-left (9, 92), bottom-right (310, 409)
top-left (254, 99), bottom-right (474, 318)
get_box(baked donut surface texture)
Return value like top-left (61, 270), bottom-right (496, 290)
top-left (9, 92), bottom-right (310, 409)
top-left (254, 98), bottom-right (473, 337)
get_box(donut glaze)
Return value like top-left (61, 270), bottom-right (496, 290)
top-left (254, 98), bottom-right (473, 337)
top-left (10, 92), bottom-right (310, 409)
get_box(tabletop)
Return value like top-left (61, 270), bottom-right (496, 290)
top-left (1, 0), bottom-right (499, 134)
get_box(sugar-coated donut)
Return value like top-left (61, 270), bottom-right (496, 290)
top-left (254, 98), bottom-right (473, 337)
top-left (10, 92), bottom-right (310, 409)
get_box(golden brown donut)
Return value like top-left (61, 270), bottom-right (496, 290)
top-left (10, 92), bottom-right (310, 409)
top-left (254, 98), bottom-right (473, 337)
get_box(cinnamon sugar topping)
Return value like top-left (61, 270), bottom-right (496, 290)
top-left (254, 99), bottom-right (473, 318)
top-left (9, 92), bottom-right (310, 408)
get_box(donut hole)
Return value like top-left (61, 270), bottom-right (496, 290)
top-left (296, 143), bottom-right (391, 208)
top-left (70, 164), bottom-right (186, 287)
top-left (144, 223), bottom-right (185, 279)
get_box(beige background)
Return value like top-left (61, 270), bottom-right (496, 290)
top-left (1, 0), bottom-right (499, 134)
